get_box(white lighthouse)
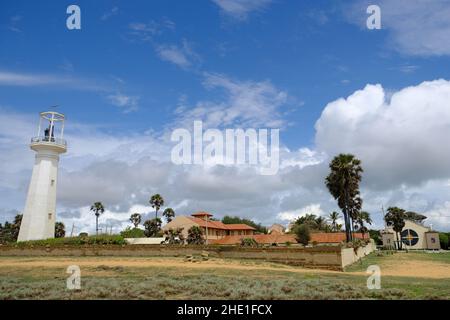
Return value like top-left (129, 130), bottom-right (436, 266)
top-left (18, 111), bottom-right (67, 241)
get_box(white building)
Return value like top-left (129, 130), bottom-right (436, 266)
top-left (18, 111), bottom-right (67, 241)
top-left (381, 219), bottom-right (440, 250)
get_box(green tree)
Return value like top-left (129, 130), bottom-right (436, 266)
top-left (149, 194), bottom-right (164, 219)
top-left (55, 222), bottom-right (65, 238)
top-left (162, 208), bottom-right (175, 223)
top-left (0, 214), bottom-right (22, 243)
top-left (120, 226), bottom-right (145, 238)
top-left (129, 213), bottom-right (142, 228)
top-left (90, 202), bottom-right (105, 236)
top-left (325, 154), bottom-right (363, 242)
top-left (355, 211), bottom-right (372, 239)
top-left (329, 212), bottom-right (340, 232)
top-left (293, 224), bottom-right (311, 246)
top-left (222, 216), bottom-right (268, 234)
top-left (187, 226), bottom-right (205, 245)
top-left (163, 227), bottom-right (184, 244)
top-left (385, 207), bottom-right (406, 250)
top-left (143, 218), bottom-right (162, 237)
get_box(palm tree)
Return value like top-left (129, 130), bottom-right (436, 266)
top-left (314, 216), bottom-right (328, 231)
top-left (162, 208), bottom-right (175, 223)
top-left (149, 194), bottom-right (164, 219)
top-left (325, 154), bottom-right (363, 242)
top-left (355, 211), bottom-right (372, 239)
top-left (90, 202), bottom-right (105, 236)
top-left (329, 212), bottom-right (340, 232)
top-left (129, 213), bottom-right (141, 228)
top-left (385, 207), bottom-right (406, 250)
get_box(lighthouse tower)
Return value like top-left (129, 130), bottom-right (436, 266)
top-left (18, 111), bottom-right (67, 241)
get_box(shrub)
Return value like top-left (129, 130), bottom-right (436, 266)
top-left (439, 233), bottom-right (449, 250)
top-left (120, 227), bottom-right (146, 238)
top-left (16, 235), bottom-right (126, 247)
top-left (293, 224), bottom-right (311, 245)
top-left (187, 226), bottom-right (205, 245)
top-left (240, 238), bottom-right (258, 247)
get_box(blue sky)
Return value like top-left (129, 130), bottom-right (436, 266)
top-left (1, 0), bottom-right (450, 232)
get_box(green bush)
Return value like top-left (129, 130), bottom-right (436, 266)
top-left (240, 238), bottom-right (258, 247)
top-left (120, 227), bottom-right (146, 238)
top-left (15, 235), bottom-right (126, 247)
top-left (439, 233), bottom-right (449, 250)
top-left (293, 224), bottom-right (311, 245)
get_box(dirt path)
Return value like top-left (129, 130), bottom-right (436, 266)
top-left (1, 256), bottom-right (449, 279)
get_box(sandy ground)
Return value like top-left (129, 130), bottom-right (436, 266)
top-left (0, 256), bottom-right (449, 279)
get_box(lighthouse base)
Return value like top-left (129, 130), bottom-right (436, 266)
top-left (18, 148), bottom-right (62, 242)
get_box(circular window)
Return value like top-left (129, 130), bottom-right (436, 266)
top-left (401, 229), bottom-right (419, 246)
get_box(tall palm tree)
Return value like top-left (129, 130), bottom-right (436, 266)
top-left (149, 194), bottom-right (164, 219)
top-left (385, 207), bottom-right (406, 250)
top-left (355, 211), bottom-right (372, 239)
top-left (90, 202), bottom-right (105, 236)
top-left (325, 154), bottom-right (363, 242)
top-left (329, 212), bottom-right (340, 232)
top-left (162, 208), bottom-right (175, 223)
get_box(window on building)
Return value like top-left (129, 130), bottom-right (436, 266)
top-left (431, 238), bottom-right (436, 243)
top-left (51, 179), bottom-right (55, 186)
top-left (48, 213), bottom-right (52, 220)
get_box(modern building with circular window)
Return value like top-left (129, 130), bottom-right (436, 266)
top-left (381, 219), bottom-right (440, 250)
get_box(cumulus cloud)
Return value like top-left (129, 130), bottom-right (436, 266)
top-left (347, 0), bottom-right (450, 56)
top-left (316, 79), bottom-right (450, 189)
top-left (212, 0), bottom-right (272, 20)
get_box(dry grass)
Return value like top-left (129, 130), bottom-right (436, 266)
top-left (0, 254), bottom-right (449, 300)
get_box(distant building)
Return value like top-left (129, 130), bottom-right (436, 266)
top-left (268, 224), bottom-right (285, 235)
top-left (162, 212), bottom-right (256, 241)
top-left (381, 219), bottom-right (440, 250)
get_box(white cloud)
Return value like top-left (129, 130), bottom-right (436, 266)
top-left (316, 79), bottom-right (450, 189)
top-left (347, 0), bottom-right (450, 56)
top-left (101, 7), bottom-right (119, 21)
top-left (156, 40), bottom-right (200, 69)
top-left (277, 204), bottom-right (326, 222)
top-left (107, 93), bottom-right (140, 113)
top-left (174, 73), bottom-right (289, 128)
top-left (212, 0), bottom-right (272, 20)
top-left (0, 70), bottom-right (107, 92)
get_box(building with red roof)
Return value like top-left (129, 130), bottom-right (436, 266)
top-left (162, 212), bottom-right (256, 241)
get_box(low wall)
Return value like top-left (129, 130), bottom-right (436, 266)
top-left (341, 240), bottom-right (376, 268)
top-left (0, 243), bottom-right (375, 271)
top-left (125, 238), bottom-right (165, 245)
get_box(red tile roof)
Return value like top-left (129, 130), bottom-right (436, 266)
top-left (191, 211), bottom-right (213, 217)
top-left (187, 217), bottom-right (256, 231)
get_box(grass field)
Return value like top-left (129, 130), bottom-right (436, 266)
top-left (0, 251), bottom-right (449, 300)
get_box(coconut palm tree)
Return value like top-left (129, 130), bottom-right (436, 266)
top-left (385, 207), bottom-right (406, 250)
top-left (325, 154), bottom-right (363, 242)
top-left (90, 202), bottom-right (105, 236)
top-left (129, 213), bottom-right (141, 228)
top-left (149, 194), bottom-right (164, 219)
top-left (329, 212), bottom-right (340, 232)
top-left (162, 208), bottom-right (175, 223)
